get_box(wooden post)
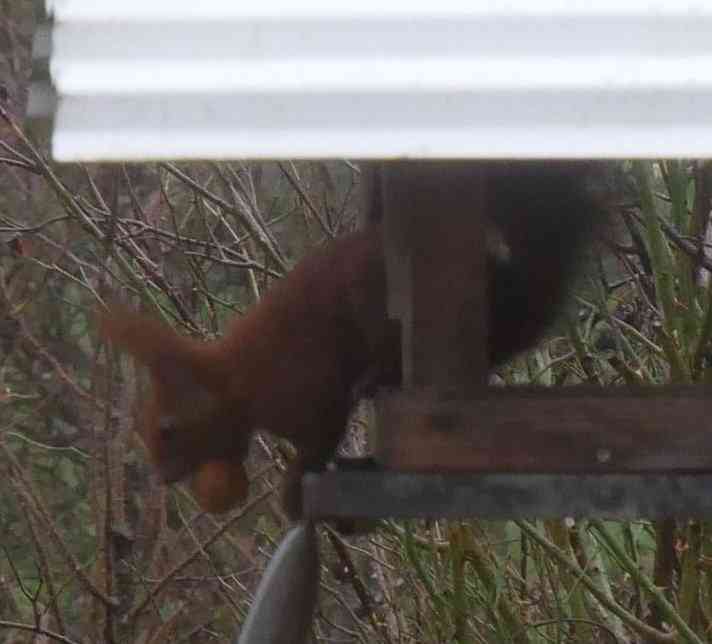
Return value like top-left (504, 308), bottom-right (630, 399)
top-left (381, 161), bottom-right (489, 389)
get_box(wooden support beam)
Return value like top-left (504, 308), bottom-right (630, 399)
top-left (375, 386), bottom-right (712, 472)
top-left (381, 162), bottom-right (488, 388)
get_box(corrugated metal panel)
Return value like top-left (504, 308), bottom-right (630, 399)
top-left (30, 0), bottom-right (712, 160)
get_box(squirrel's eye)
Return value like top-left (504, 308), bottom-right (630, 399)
top-left (157, 415), bottom-right (177, 440)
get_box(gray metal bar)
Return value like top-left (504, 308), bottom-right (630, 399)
top-left (235, 522), bottom-right (318, 644)
top-left (303, 467), bottom-right (712, 520)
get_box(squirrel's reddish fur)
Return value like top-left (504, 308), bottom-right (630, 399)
top-left (101, 163), bottom-right (608, 517)
top-left (101, 229), bottom-right (397, 516)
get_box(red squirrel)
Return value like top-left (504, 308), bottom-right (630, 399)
top-left (101, 162), bottom-right (609, 517)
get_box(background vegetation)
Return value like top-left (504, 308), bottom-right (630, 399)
top-left (3, 3), bottom-right (712, 643)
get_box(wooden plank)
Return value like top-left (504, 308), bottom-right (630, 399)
top-left (302, 466), bottom-right (712, 520)
top-left (381, 162), bottom-right (489, 388)
top-left (375, 386), bottom-right (712, 472)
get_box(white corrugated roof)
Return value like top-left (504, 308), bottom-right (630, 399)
top-left (31, 0), bottom-right (712, 160)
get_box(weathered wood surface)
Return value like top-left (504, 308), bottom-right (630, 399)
top-left (303, 464), bottom-right (712, 520)
top-left (375, 386), bottom-right (712, 472)
top-left (381, 161), bottom-right (489, 388)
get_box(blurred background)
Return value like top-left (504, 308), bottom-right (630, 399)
top-left (3, 2), bottom-right (712, 642)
